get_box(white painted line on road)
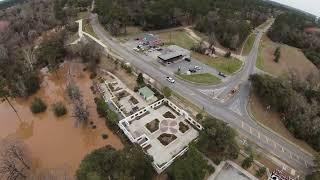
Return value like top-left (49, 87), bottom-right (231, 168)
top-left (273, 141), bottom-right (276, 149)
top-left (258, 132), bottom-right (260, 139)
top-left (305, 161), bottom-right (308, 167)
top-left (241, 121), bottom-right (244, 128)
top-left (249, 127), bottom-right (252, 134)
top-left (265, 135), bottom-right (269, 143)
top-left (281, 147), bottom-right (284, 152)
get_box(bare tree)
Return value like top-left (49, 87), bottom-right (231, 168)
top-left (22, 46), bottom-right (36, 71)
top-left (73, 100), bottom-right (89, 127)
top-left (0, 137), bottom-right (31, 180)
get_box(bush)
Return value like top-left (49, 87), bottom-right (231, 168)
top-left (224, 51), bottom-right (231, 58)
top-left (196, 113), bottom-right (203, 120)
top-left (255, 167), bottom-right (266, 177)
top-left (162, 86), bottom-right (172, 98)
top-left (31, 97), bottom-right (47, 114)
top-left (52, 102), bottom-right (67, 117)
top-left (241, 155), bottom-right (253, 169)
top-left (90, 72), bottom-right (97, 79)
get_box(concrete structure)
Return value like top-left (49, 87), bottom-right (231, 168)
top-left (118, 98), bottom-right (203, 173)
top-left (158, 45), bottom-right (191, 63)
top-left (138, 86), bottom-right (155, 101)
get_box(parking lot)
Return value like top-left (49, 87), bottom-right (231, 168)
top-left (122, 35), bottom-right (226, 81)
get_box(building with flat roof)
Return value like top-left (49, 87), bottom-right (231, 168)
top-left (158, 45), bottom-right (191, 63)
top-left (138, 86), bottom-right (155, 101)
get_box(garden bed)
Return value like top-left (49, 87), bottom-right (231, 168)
top-left (145, 119), bottom-right (160, 133)
top-left (157, 133), bottom-right (177, 146)
top-left (179, 122), bottom-right (189, 133)
top-left (129, 96), bottom-right (139, 105)
top-left (163, 111), bottom-right (176, 119)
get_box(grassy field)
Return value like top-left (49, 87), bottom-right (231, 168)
top-left (192, 52), bottom-right (243, 74)
top-left (157, 30), bottom-right (196, 49)
top-left (249, 94), bottom-right (317, 155)
top-left (242, 33), bottom-right (256, 55)
top-left (77, 11), bottom-right (89, 19)
top-left (257, 35), bottom-right (318, 79)
top-left (83, 20), bottom-right (98, 39)
top-left (176, 73), bottom-right (221, 85)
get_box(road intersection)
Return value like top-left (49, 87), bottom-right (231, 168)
top-left (85, 14), bottom-right (314, 174)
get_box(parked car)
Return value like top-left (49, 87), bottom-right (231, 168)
top-left (133, 47), bottom-right (139, 52)
top-left (166, 77), bottom-right (175, 83)
top-left (218, 72), bottom-right (226, 77)
top-left (189, 68), bottom-right (197, 73)
top-left (184, 58), bottom-right (191, 62)
top-left (194, 66), bottom-right (201, 70)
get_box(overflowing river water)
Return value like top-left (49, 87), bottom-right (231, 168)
top-left (0, 62), bottom-right (124, 176)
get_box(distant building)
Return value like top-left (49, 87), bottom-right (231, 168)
top-left (141, 34), bottom-right (163, 47)
top-left (138, 86), bottom-right (155, 101)
top-left (158, 45), bottom-right (191, 63)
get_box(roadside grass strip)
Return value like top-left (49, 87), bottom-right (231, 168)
top-left (158, 30), bottom-right (196, 49)
top-left (192, 52), bottom-right (242, 75)
top-left (242, 33), bottom-right (256, 55)
top-left (176, 73), bottom-right (221, 85)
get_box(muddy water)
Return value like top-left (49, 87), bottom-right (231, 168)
top-left (0, 62), bottom-right (124, 176)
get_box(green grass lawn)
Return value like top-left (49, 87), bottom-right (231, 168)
top-left (242, 33), bottom-right (256, 55)
top-left (176, 73), bottom-right (221, 85)
top-left (256, 45), bottom-right (264, 70)
top-left (83, 21), bottom-right (98, 39)
top-left (192, 52), bottom-right (243, 74)
top-left (158, 30), bottom-right (196, 49)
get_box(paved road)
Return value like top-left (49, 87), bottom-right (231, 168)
top-left (88, 14), bottom-right (314, 174)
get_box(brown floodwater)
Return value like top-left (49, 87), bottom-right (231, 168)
top-left (0, 62), bottom-right (124, 176)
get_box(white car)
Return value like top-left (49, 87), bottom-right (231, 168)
top-left (166, 77), bottom-right (175, 83)
top-left (133, 47), bottom-right (139, 52)
top-left (194, 66), bottom-right (201, 70)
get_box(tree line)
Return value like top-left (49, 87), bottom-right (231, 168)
top-left (268, 13), bottom-right (320, 68)
top-left (250, 73), bottom-right (320, 151)
top-left (94, 0), bottom-right (278, 50)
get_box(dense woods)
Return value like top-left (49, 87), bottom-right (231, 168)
top-left (268, 13), bottom-right (320, 68)
top-left (250, 73), bottom-right (320, 150)
top-left (94, 0), bottom-right (277, 50)
top-left (76, 145), bottom-right (154, 180)
top-left (0, 0), bottom-right (92, 98)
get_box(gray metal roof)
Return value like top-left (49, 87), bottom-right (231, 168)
top-left (158, 52), bottom-right (182, 61)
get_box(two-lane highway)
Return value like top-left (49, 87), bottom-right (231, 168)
top-left (89, 14), bottom-right (314, 174)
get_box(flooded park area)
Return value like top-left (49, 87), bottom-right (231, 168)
top-left (0, 61), bottom-right (124, 176)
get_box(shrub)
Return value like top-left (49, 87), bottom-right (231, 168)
top-left (31, 97), bottom-right (47, 114)
top-left (224, 51), bottom-right (231, 58)
top-left (241, 155), bottom-right (253, 169)
top-left (52, 102), bottom-right (67, 117)
top-left (255, 167), bottom-right (266, 177)
top-left (90, 72), bottom-right (97, 79)
top-left (196, 113), bottom-right (203, 120)
top-left (162, 86), bottom-right (172, 98)
top-left (102, 134), bottom-right (108, 139)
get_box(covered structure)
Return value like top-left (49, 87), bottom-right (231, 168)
top-left (158, 45), bottom-right (191, 63)
top-left (138, 86), bottom-right (155, 101)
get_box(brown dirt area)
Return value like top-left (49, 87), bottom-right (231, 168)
top-left (249, 94), bottom-right (317, 155)
top-left (260, 35), bottom-right (318, 79)
top-left (99, 55), bottom-right (138, 90)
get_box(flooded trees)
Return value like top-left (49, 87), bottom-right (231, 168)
top-left (0, 137), bottom-right (31, 180)
top-left (67, 82), bottom-right (89, 126)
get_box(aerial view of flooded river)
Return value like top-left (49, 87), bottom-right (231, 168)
top-left (0, 62), bottom-right (123, 176)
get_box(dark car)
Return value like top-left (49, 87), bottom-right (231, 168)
top-left (218, 72), bottom-right (226, 77)
top-left (189, 68), bottom-right (197, 73)
top-left (184, 58), bottom-right (191, 62)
